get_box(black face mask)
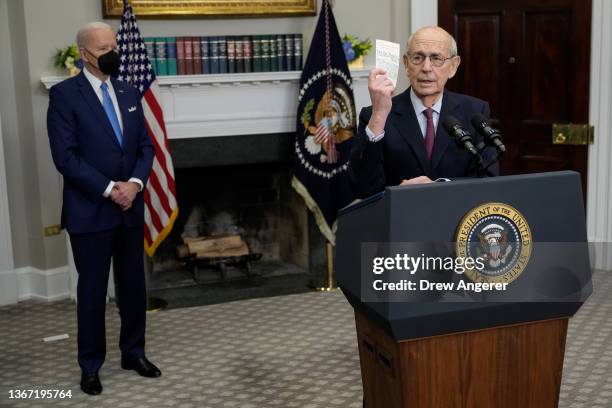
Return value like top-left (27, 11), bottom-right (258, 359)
top-left (87, 49), bottom-right (120, 75)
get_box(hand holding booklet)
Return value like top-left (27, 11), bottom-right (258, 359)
top-left (375, 39), bottom-right (401, 88)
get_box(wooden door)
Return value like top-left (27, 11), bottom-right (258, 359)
top-left (439, 0), bottom-right (591, 189)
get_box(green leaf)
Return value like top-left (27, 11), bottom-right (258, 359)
top-left (301, 99), bottom-right (315, 124)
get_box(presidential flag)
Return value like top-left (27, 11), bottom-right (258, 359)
top-left (116, 0), bottom-right (178, 256)
top-left (292, 0), bottom-right (356, 244)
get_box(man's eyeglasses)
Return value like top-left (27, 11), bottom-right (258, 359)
top-left (407, 53), bottom-right (455, 67)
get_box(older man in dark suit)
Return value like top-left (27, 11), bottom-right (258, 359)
top-left (349, 26), bottom-right (499, 199)
top-left (47, 22), bottom-right (160, 396)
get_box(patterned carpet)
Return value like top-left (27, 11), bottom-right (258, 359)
top-left (0, 270), bottom-right (611, 408)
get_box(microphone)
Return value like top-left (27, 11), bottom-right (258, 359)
top-left (441, 116), bottom-right (479, 157)
top-left (470, 113), bottom-right (506, 154)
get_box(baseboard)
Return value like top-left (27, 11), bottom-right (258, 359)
top-left (587, 238), bottom-right (612, 271)
top-left (0, 265), bottom-right (70, 306)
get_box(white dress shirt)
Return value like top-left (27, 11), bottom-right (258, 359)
top-left (365, 88), bottom-right (444, 142)
top-left (82, 67), bottom-right (143, 197)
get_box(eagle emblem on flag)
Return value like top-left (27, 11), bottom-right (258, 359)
top-left (301, 83), bottom-right (355, 165)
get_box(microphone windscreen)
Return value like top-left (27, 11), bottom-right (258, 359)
top-left (470, 113), bottom-right (488, 129)
top-left (441, 115), bottom-right (461, 132)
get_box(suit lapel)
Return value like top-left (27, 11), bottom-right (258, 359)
top-left (431, 90), bottom-right (459, 170)
top-left (76, 72), bottom-right (122, 149)
top-left (390, 89), bottom-right (430, 174)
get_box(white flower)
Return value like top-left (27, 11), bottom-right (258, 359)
top-left (305, 135), bottom-right (322, 155)
top-left (64, 56), bottom-right (74, 69)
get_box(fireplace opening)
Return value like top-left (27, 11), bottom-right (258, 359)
top-left (148, 160), bottom-right (315, 307)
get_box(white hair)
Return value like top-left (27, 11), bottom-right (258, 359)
top-left (406, 27), bottom-right (458, 57)
top-left (76, 22), bottom-right (114, 49)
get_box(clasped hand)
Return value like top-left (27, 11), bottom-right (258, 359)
top-left (110, 181), bottom-right (139, 211)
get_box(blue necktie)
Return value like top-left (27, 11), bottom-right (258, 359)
top-left (100, 82), bottom-right (123, 146)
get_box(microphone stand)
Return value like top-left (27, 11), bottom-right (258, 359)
top-left (473, 150), bottom-right (487, 178)
top-left (475, 142), bottom-right (502, 178)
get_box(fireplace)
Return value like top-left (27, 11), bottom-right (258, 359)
top-left (147, 133), bottom-right (330, 307)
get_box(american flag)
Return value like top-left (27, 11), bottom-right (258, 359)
top-left (315, 118), bottom-right (337, 164)
top-left (314, 117), bottom-right (331, 143)
top-left (116, 0), bottom-right (178, 256)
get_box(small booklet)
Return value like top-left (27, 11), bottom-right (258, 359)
top-left (375, 39), bottom-right (401, 88)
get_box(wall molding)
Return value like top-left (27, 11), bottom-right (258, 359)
top-left (0, 265), bottom-right (70, 306)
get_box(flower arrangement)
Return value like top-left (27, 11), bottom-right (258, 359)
top-left (53, 43), bottom-right (82, 76)
top-left (342, 34), bottom-right (372, 67)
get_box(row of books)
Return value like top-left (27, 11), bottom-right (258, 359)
top-left (144, 35), bottom-right (303, 76)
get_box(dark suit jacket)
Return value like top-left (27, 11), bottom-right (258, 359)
top-left (349, 89), bottom-right (499, 198)
top-left (47, 72), bottom-right (154, 234)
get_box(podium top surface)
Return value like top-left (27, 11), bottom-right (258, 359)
top-left (340, 170), bottom-right (581, 216)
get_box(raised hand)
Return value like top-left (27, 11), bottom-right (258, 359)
top-left (367, 68), bottom-right (395, 135)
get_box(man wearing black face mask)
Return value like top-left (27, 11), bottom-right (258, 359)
top-left (47, 22), bottom-right (159, 396)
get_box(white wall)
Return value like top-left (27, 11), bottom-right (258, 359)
top-left (0, 113), bottom-right (17, 306)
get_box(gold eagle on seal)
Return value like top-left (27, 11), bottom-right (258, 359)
top-left (301, 83), bottom-right (355, 163)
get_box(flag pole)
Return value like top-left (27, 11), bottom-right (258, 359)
top-left (317, 242), bottom-right (337, 291)
top-left (321, 0), bottom-right (337, 292)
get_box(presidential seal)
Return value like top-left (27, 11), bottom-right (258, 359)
top-left (296, 69), bottom-right (355, 176)
top-left (455, 203), bottom-right (532, 284)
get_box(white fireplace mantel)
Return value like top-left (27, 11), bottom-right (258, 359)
top-left (41, 69), bottom-right (372, 140)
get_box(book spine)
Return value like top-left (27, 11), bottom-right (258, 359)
top-left (276, 35), bottom-right (285, 71)
top-left (285, 34), bottom-right (294, 71)
top-left (210, 36), bottom-right (220, 74)
top-left (227, 36), bottom-right (236, 74)
top-left (242, 35), bottom-right (252, 73)
top-left (270, 34), bottom-right (278, 72)
top-left (192, 36), bottom-right (202, 74)
top-left (166, 37), bottom-right (177, 75)
top-left (261, 35), bottom-right (271, 72)
top-left (155, 37), bottom-right (168, 76)
top-left (294, 33), bottom-right (303, 70)
top-left (144, 37), bottom-right (157, 75)
top-left (235, 36), bottom-right (244, 73)
top-left (252, 35), bottom-right (262, 73)
top-left (218, 35), bottom-right (228, 74)
top-left (184, 36), bottom-right (194, 75)
top-left (176, 37), bottom-right (186, 75)
top-left (201, 37), bottom-right (210, 74)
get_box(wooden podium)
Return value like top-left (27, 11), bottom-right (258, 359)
top-left (336, 172), bottom-right (592, 408)
top-left (355, 311), bottom-right (567, 408)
